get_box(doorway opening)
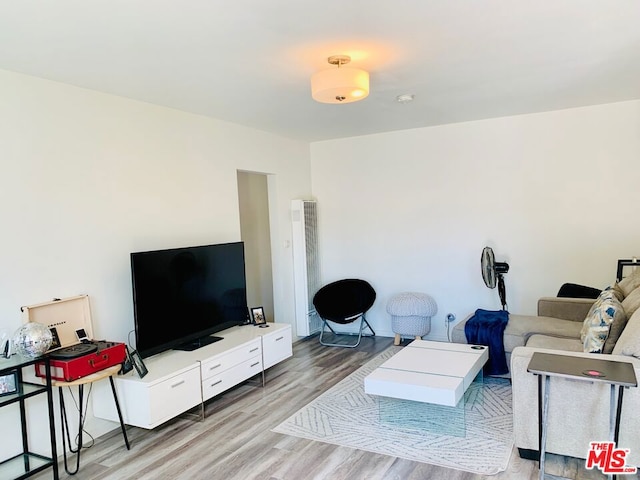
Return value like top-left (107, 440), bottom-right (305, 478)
top-left (237, 171), bottom-right (274, 324)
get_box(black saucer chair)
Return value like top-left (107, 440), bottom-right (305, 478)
top-left (313, 278), bottom-right (376, 348)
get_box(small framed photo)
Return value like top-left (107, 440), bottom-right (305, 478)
top-left (250, 306), bottom-right (266, 325)
top-left (129, 349), bottom-right (148, 378)
top-left (0, 372), bottom-right (18, 396)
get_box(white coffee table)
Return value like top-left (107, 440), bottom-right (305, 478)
top-left (364, 340), bottom-right (488, 407)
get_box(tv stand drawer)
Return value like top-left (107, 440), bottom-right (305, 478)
top-left (94, 364), bottom-right (201, 430)
top-left (202, 356), bottom-right (263, 401)
top-left (147, 368), bottom-right (202, 427)
top-left (200, 339), bottom-right (261, 381)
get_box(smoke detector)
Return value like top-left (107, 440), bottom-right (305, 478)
top-left (396, 94), bottom-right (415, 104)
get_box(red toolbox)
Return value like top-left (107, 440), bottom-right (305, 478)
top-left (22, 295), bottom-right (127, 382)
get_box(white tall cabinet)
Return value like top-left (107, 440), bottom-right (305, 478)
top-left (92, 323), bottom-right (292, 429)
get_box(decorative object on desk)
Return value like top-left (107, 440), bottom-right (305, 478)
top-left (0, 371), bottom-right (18, 396)
top-left (129, 349), bottom-right (148, 378)
top-left (0, 328), bottom-right (12, 358)
top-left (250, 306), bottom-right (266, 325)
top-left (481, 246), bottom-right (510, 310)
top-left (120, 346), bottom-right (134, 375)
top-left (13, 322), bottom-right (53, 357)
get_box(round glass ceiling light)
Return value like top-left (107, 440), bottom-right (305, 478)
top-left (311, 55), bottom-right (370, 104)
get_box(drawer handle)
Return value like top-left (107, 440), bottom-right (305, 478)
top-left (211, 380), bottom-right (223, 387)
top-left (250, 362), bottom-right (260, 368)
top-left (209, 364), bottom-right (222, 371)
top-left (171, 380), bottom-right (185, 388)
top-left (250, 347), bottom-right (259, 353)
top-left (275, 336), bottom-right (284, 341)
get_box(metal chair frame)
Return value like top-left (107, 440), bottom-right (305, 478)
top-left (319, 312), bottom-right (376, 348)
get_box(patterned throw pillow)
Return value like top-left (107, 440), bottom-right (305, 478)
top-left (580, 295), bottom-right (625, 353)
top-left (604, 284), bottom-right (625, 302)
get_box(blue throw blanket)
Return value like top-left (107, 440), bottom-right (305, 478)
top-left (464, 309), bottom-right (509, 375)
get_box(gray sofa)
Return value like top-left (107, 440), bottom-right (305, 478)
top-left (451, 296), bottom-right (596, 371)
top-left (452, 273), bottom-right (640, 465)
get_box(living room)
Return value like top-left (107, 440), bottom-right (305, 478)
top-left (1, 2), bottom-right (640, 479)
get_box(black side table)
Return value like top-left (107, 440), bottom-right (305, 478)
top-left (0, 354), bottom-right (58, 480)
top-left (528, 352), bottom-right (637, 480)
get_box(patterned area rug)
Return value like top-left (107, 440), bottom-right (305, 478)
top-left (272, 346), bottom-right (514, 475)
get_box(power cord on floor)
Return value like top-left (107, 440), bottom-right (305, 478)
top-left (64, 384), bottom-right (95, 451)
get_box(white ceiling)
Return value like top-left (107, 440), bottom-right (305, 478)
top-left (1, 1), bottom-right (639, 142)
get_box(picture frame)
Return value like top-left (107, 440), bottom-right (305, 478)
top-left (250, 306), bottom-right (266, 325)
top-left (617, 258), bottom-right (639, 282)
top-left (0, 371), bottom-right (18, 396)
top-left (129, 349), bottom-right (148, 378)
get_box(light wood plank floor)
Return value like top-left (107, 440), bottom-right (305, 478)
top-left (34, 335), bottom-right (635, 480)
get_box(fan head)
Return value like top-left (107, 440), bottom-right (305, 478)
top-left (481, 247), bottom-right (497, 288)
top-left (480, 246), bottom-right (510, 310)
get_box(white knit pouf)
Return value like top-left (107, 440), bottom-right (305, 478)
top-left (387, 292), bottom-right (438, 345)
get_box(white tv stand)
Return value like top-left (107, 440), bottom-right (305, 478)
top-left (92, 323), bottom-right (292, 429)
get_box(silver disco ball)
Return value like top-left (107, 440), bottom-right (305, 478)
top-left (13, 323), bottom-right (53, 358)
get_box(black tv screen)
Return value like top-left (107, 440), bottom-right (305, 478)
top-left (131, 242), bottom-right (249, 358)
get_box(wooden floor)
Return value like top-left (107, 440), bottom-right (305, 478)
top-left (34, 334), bottom-right (632, 480)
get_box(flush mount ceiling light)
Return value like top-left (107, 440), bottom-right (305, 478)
top-left (311, 55), bottom-right (370, 104)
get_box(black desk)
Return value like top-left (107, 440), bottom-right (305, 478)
top-left (528, 352), bottom-right (637, 480)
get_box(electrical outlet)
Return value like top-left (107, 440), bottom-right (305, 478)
top-left (446, 313), bottom-right (456, 323)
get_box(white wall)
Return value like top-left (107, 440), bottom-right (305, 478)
top-left (310, 100), bottom-right (640, 340)
top-left (0, 69), bottom-right (311, 458)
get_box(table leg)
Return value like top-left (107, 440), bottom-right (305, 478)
top-left (59, 386), bottom-right (83, 475)
top-left (539, 375), bottom-right (550, 480)
top-left (109, 376), bottom-right (131, 450)
top-left (608, 385), bottom-right (626, 480)
top-left (537, 375), bottom-right (542, 464)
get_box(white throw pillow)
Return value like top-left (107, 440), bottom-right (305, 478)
top-left (614, 308), bottom-right (640, 357)
top-left (619, 269), bottom-right (640, 297)
top-left (622, 286), bottom-right (640, 318)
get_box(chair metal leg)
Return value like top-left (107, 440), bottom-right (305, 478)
top-left (318, 314), bottom-right (375, 348)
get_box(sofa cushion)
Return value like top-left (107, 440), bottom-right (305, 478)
top-left (622, 285), bottom-right (640, 318)
top-left (602, 305), bottom-right (630, 354)
top-left (613, 308), bottom-right (640, 357)
top-left (525, 334), bottom-right (583, 351)
top-left (504, 314), bottom-right (583, 353)
top-left (451, 313), bottom-right (584, 354)
top-left (580, 296), bottom-right (625, 353)
top-left (619, 269), bottom-right (640, 297)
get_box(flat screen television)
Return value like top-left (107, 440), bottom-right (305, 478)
top-left (131, 242), bottom-right (249, 358)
